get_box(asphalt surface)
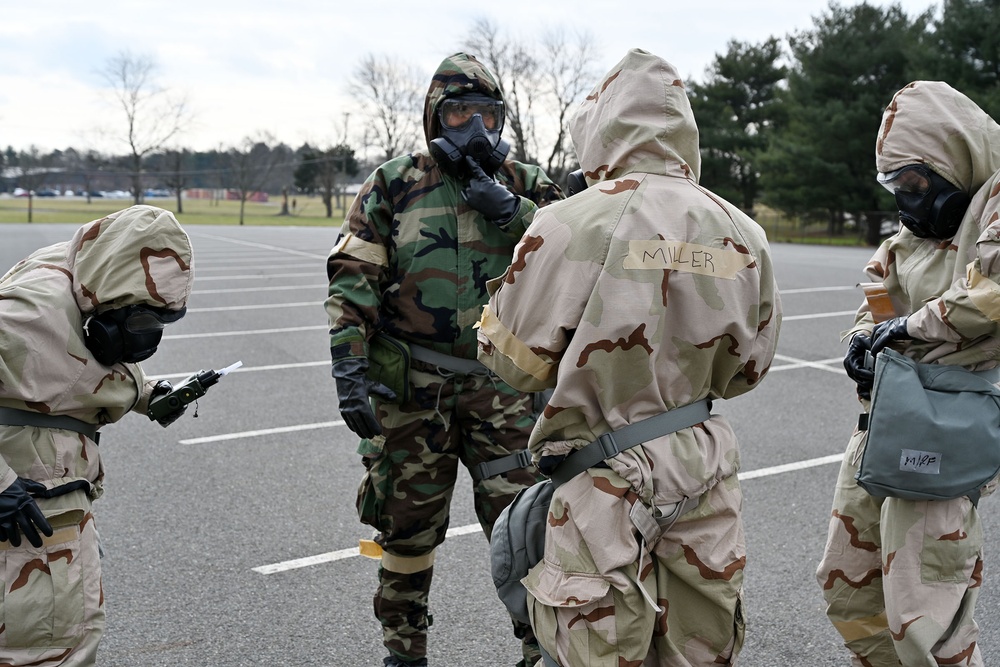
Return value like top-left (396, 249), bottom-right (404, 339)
top-left (1, 223), bottom-right (998, 666)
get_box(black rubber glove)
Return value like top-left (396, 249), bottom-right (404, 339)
top-left (870, 316), bottom-right (912, 357)
top-left (332, 357), bottom-right (397, 439)
top-left (844, 333), bottom-right (875, 399)
top-left (461, 156), bottom-right (519, 223)
top-left (149, 380), bottom-right (187, 427)
top-left (0, 477), bottom-right (53, 548)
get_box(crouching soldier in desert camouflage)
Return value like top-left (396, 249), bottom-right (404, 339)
top-left (324, 52), bottom-right (563, 666)
top-left (476, 49), bottom-right (782, 666)
top-left (0, 205), bottom-right (193, 666)
top-left (817, 81), bottom-right (1000, 667)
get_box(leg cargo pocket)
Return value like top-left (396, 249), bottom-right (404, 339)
top-left (356, 444), bottom-right (392, 531)
top-left (0, 510), bottom-right (89, 650)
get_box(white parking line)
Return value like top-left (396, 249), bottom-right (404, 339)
top-left (163, 325), bottom-right (326, 340)
top-left (782, 310), bottom-right (857, 321)
top-left (189, 232), bottom-right (331, 260)
top-left (251, 454), bottom-right (844, 575)
top-left (179, 420), bottom-right (346, 445)
top-left (148, 360), bottom-right (328, 382)
top-left (193, 272), bottom-right (317, 281)
top-left (186, 302), bottom-right (316, 313)
top-left (193, 284), bottom-right (326, 294)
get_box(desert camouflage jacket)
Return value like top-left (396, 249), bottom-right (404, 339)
top-left (477, 49), bottom-right (782, 506)
top-left (325, 52), bottom-right (563, 361)
top-left (0, 205), bottom-right (193, 504)
top-left (846, 81), bottom-right (1000, 369)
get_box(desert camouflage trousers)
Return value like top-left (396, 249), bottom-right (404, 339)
top-left (816, 427), bottom-right (985, 667)
top-left (355, 359), bottom-right (543, 665)
top-left (526, 471), bottom-right (746, 666)
top-left (0, 508), bottom-right (104, 666)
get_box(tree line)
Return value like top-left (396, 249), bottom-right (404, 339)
top-left (3, 1), bottom-right (999, 241)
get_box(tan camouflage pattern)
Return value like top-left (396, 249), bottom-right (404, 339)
top-left (0, 205), bottom-right (193, 665)
top-left (817, 428), bottom-right (984, 667)
top-left (477, 49), bottom-right (781, 666)
top-left (818, 82), bottom-right (1000, 667)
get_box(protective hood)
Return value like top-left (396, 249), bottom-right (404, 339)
top-left (422, 52), bottom-right (503, 151)
top-left (67, 205), bottom-right (193, 316)
top-left (876, 81), bottom-right (1000, 194)
top-left (569, 48), bottom-right (701, 185)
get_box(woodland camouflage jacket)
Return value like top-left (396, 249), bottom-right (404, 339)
top-left (325, 52), bottom-right (563, 361)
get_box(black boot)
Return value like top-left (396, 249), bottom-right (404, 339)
top-left (383, 656), bottom-right (428, 667)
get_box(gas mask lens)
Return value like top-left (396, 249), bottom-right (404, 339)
top-left (877, 165), bottom-right (932, 195)
top-left (440, 96), bottom-right (504, 131)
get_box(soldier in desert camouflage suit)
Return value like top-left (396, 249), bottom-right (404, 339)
top-left (476, 49), bottom-right (782, 667)
top-left (0, 205), bottom-right (193, 666)
top-left (324, 52), bottom-right (562, 667)
top-left (817, 82), bottom-right (1000, 667)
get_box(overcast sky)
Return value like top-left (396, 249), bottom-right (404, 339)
top-left (1, 0), bottom-right (936, 155)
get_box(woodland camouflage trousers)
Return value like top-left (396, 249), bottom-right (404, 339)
top-left (355, 361), bottom-right (543, 665)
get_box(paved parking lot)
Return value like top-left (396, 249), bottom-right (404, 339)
top-left (1, 222), bottom-right (998, 666)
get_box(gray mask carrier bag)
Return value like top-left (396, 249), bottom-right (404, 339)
top-left (489, 399), bottom-right (711, 628)
top-left (856, 347), bottom-right (1000, 506)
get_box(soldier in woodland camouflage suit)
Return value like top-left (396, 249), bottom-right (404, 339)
top-left (817, 82), bottom-right (1000, 667)
top-left (476, 49), bottom-right (781, 666)
top-left (0, 205), bottom-right (193, 666)
top-left (324, 52), bottom-right (562, 667)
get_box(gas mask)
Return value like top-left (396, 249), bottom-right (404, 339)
top-left (429, 93), bottom-right (510, 176)
top-left (83, 304), bottom-right (186, 365)
top-left (878, 164), bottom-right (971, 239)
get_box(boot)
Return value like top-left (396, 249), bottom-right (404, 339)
top-left (383, 656), bottom-right (428, 667)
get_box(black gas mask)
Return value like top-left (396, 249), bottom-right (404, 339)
top-left (878, 164), bottom-right (971, 239)
top-left (83, 304), bottom-right (186, 365)
top-left (429, 93), bottom-right (510, 176)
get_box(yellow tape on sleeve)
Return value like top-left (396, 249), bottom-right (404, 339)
top-left (331, 233), bottom-right (388, 268)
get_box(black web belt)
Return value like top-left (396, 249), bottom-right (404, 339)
top-left (471, 398), bottom-right (712, 484)
top-left (0, 407), bottom-right (101, 444)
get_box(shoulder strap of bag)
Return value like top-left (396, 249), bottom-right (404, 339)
top-left (548, 399), bottom-right (712, 488)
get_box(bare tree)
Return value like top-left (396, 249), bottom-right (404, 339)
top-left (538, 28), bottom-right (601, 182)
top-left (227, 133), bottom-right (283, 225)
top-left (464, 19), bottom-right (600, 182)
top-left (161, 149), bottom-right (190, 214)
top-left (15, 147), bottom-right (52, 223)
top-left (102, 51), bottom-right (189, 205)
top-left (463, 18), bottom-right (542, 164)
top-left (348, 54), bottom-right (423, 162)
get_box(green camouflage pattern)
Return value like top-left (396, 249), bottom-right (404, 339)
top-left (324, 52), bottom-right (564, 361)
top-left (0, 205), bottom-right (193, 663)
top-left (357, 362), bottom-right (542, 664)
top-left (819, 82), bottom-right (1000, 667)
top-left (477, 49), bottom-right (781, 666)
top-left (326, 52), bottom-right (563, 664)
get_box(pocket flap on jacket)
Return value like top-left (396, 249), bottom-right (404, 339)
top-left (524, 561), bottom-right (610, 608)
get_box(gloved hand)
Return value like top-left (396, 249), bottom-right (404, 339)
top-left (843, 333), bottom-right (875, 399)
top-left (0, 477), bottom-right (53, 548)
top-left (870, 316), bottom-right (912, 356)
top-left (461, 156), bottom-right (519, 223)
top-left (332, 357), bottom-right (397, 439)
top-left (149, 380), bottom-right (187, 427)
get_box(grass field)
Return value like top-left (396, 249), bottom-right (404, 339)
top-left (0, 193), bottom-right (873, 246)
top-left (0, 195), bottom-right (347, 227)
